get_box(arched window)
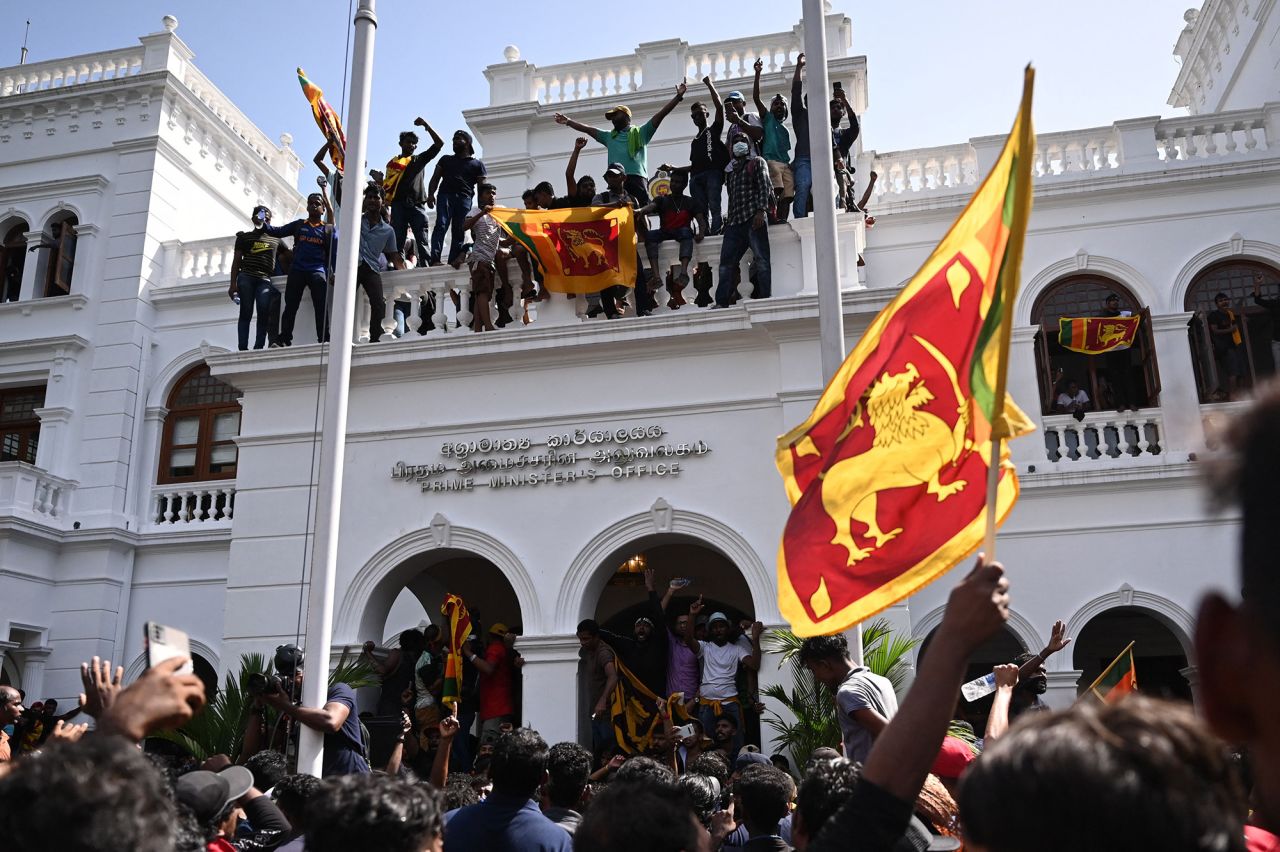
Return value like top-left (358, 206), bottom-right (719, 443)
top-left (1, 222), bottom-right (28, 303)
top-left (0, 385), bottom-right (46, 464)
top-left (42, 214), bottom-right (77, 297)
top-left (1184, 260), bottom-right (1280, 402)
top-left (158, 365), bottom-right (243, 483)
top-left (1030, 275), bottom-right (1159, 415)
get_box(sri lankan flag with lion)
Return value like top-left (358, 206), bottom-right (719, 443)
top-left (490, 206), bottom-right (638, 295)
top-left (776, 69), bottom-right (1039, 636)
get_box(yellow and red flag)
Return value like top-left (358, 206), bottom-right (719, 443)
top-left (1084, 641), bottom-right (1137, 702)
top-left (775, 69), bottom-right (1038, 636)
top-left (297, 67), bottom-right (346, 173)
top-left (439, 593), bottom-right (472, 710)
top-left (490, 206), bottom-right (637, 294)
top-left (1057, 315), bottom-right (1140, 354)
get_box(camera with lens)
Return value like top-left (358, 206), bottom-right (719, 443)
top-left (246, 672), bottom-right (288, 697)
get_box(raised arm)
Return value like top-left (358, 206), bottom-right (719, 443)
top-left (554, 112), bottom-right (601, 136)
top-left (430, 712), bottom-right (458, 789)
top-left (684, 596), bottom-right (704, 652)
top-left (566, 137), bottom-right (588, 196)
top-left (741, 621), bottom-right (763, 672)
top-left (649, 80), bottom-right (688, 130)
top-left (983, 663), bottom-right (1020, 743)
top-left (1015, 619), bottom-right (1071, 680)
top-left (854, 170), bottom-right (878, 214)
top-left (313, 141), bottom-right (331, 178)
top-left (414, 117), bottom-right (444, 162)
top-left (752, 59), bottom-right (767, 119)
top-left (704, 76), bottom-right (724, 134)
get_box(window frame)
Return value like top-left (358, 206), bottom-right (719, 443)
top-left (1184, 260), bottom-right (1280, 402)
top-left (157, 365), bottom-right (244, 485)
top-left (0, 384), bottom-right (47, 465)
top-left (1, 222), bottom-right (28, 303)
top-left (42, 216), bottom-right (77, 298)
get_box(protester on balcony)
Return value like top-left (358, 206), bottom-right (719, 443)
top-left (753, 59), bottom-right (794, 225)
top-left (1209, 292), bottom-right (1248, 401)
top-left (457, 182), bottom-right (503, 332)
top-left (1097, 293), bottom-right (1138, 410)
top-left (592, 163), bottom-right (650, 318)
top-left (715, 141), bottom-right (774, 308)
top-left (724, 93), bottom-right (764, 160)
top-left (789, 53), bottom-right (814, 220)
top-left (637, 171), bottom-right (705, 301)
top-left (577, 619), bottom-right (619, 764)
top-left (684, 596), bottom-right (762, 757)
top-left (1054, 380), bottom-right (1091, 418)
top-left (265, 192), bottom-right (334, 347)
top-left (798, 632), bottom-right (897, 766)
top-left (229, 205), bottom-right (283, 351)
top-left (427, 130), bottom-right (486, 267)
top-left (830, 86), bottom-right (860, 163)
top-left (468, 622), bottom-right (518, 744)
top-left (554, 81), bottom-right (688, 205)
top-left (351, 191), bottom-right (405, 342)
top-left (554, 138), bottom-right (597, 208)
top-left (659, 76), bottom-right (730, 237)
top-left (1251, 270), bottom-right (1280, 372)
top-left (383, 118), bottom-right (444, 268)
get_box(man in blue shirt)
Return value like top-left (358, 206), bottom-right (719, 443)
top-left (355, 190), bottom-right (405, 343)
top-left (444, 728), bottom-right (572, 852)
top-left (266, 191), bottom-right (334, 346)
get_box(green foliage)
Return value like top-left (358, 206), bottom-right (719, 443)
top-left (154, 648), bottom-right (378, 761)
top-left (761, 619), bottom-right (921, 768)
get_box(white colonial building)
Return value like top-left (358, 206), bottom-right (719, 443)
top-left (1, 4), bottom-right (1276, 750)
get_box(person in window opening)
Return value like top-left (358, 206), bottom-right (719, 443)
top-left (1099, 293), bottom-right (1138, 410)
top-left (228, 206), bottom-right (282, 351)
top-left (715, 141), bottom-right (775, 309)
top-left (1055, 380), bottom-right (1091, 419)
top-left (242, 644), bottom-right (370, 777)
top-left (383, 119), bottom-right (444, 268)
top-left (553, 81), bottom-right (689, 206)
top-left (265, 192), bottom-right (335, 347)
top-left (1208, 291), bottom-right (1247, 401)
top-left (355, 190), bottom-right (406, 343)
top-left (468, 622), bottom-right (520, 746)
top-left (1251, 270), bottom-right (1280, 374)
top-left (753, 58), bottom-right (794, 225)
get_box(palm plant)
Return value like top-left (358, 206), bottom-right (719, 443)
top-left (154, 647), bottom-right (378, 761)
top-left (761, 618), bottom-right (920, 767)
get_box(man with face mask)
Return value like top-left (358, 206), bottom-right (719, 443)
top-left (715, 140), bottom-right (775, 309)
top-left (684, 596), bottom-right (763, 757)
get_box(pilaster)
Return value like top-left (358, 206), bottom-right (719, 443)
top-left (515, 634), bottom-right (582, 744)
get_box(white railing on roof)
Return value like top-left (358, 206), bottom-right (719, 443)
top-left (1032, 126), bottom-right (1120, 177)
top-left (1154, 109), bottom-right (1269, 162)
top-left (0, 47), bottom-right (145, 97)
top-left (683, 33), bottom-right (803, 85)
top-left (181, 65), bottom-right (280, 167)
top-left (871, 143), bottom-right (979, 197)
top-left (533, 53), bottom-right (645, 105)
top-left (172, 237), bottom-right (237, 283)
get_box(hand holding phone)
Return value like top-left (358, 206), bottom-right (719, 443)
top-left (145, 622), bottom-right (194, 675)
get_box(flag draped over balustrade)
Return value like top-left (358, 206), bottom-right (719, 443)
top-left (490, 206), bottom-right (638, 294)
top-left (774, 69), bottom-right (1039, 637)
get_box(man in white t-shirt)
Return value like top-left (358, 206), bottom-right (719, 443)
top-left (799, 632), bottom-right (898, 766)
top-left (683, 596), bottom-right (762, 757)
top-left (1055, 380), bottom-right (1090, 415)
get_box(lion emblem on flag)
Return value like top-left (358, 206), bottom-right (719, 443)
top-left (562, 227), bottom-right (610, 270)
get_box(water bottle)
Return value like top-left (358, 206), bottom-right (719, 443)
top-left (960, 672), bottom-right (998, 702)
top-left (232, 293), bottom-right (241, 306)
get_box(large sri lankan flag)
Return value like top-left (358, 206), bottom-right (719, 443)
top-left (298, 67), bottom-right (346, 173)
top-left (490, 206), bottom-right (638, 294)
top-left (775, 69), bottom-right (1039, 636)
top-left (439, 593), bottom-right (472, 710)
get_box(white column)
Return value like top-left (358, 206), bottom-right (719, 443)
top-left (1149, 312), bottom-right (1203, 455)
top-left (32, 407), bottom-right (72, 477)
top-left (19, 230), bottom-right (43, 301)
top-left (17, 647), bottom-right (52, 699)
top-left (516, 635), bottom-right (581, 745)
top-left (1044, 669), bottom-right (1082, 709)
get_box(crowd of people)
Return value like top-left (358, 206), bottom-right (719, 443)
top-left (228, 55), bottom-right (869, 349)
top-left (2, 380), bottom-right (1279, 851)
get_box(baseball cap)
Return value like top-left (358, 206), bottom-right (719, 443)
top-left (707, 612), bottom-right (730, 625)
top-left (604, 104), bottom-right (632, 119)
top-left (725, 90), bottom-right (745, 102)
top-left (929, 735), bottom-right (975, 781)
top-left (489, 622), bottom-right (509, 637)
top-left (603, 162), bottom-right (626, 177)
top-left (274, 644), bottom-right (303, 675)
top-left (635, 616), bottom-right (655, 628)
top-left (175, 766), bottom-right (254, 823)
top-left (734, 751), bottom-right (771, 770)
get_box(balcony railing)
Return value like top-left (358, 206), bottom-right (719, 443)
top-left (0, 462), bottom-right (75, 527)
top-left (150, 483), bottom-right (236, 527)
top-left (0, 47), bottom-right (144, 98)
top-left (1041, 409), bottom-right (1164, 464)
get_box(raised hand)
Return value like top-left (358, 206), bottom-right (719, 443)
top-left (753, 58), bottom-right (764, 74)
top-left (676, 79), bottom-right (688, 97)
top-left (937, 554), bottom-right (1010, 653)
top-left (689, 595), bottom-right (704, 616)
top-left (554, 113), bottom-right (570, 125)
top-left (607, 753), bottom-right (626, 771)
top-left (993, 662), bottom-right (1020, 689)
top-left (574, 136), bottom-right (588, 150)
top-left (50, 720), bottom-right (88, 743)
top-left (702, 75), bottom-right (713, 86)
top-left (79, 656), bottom-right (124, 719)
top-left (750, 621), bottom-right (765, 641)
top-left (439, 712), bottom-right (460, 741)
top-left (643, 567), bottom-right (656, 591)
top-left (97, 656), bottom-right (206, 742)
top-left (1044, 620), bottom-right (1072, 655)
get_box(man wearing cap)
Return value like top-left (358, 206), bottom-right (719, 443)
top-left (753, 58), bottom-right (794, 224)
top-left (599, 568), bottom-right (670, 698)
top-left (175, 763), bottom-right (290, 851)
top-left (716, 139), bottom-right (775, 308)
top-left (243, 644), bottom-right (370, 777)
top-left (591, 163), bottom-right (652, 318)
top-left (468, 622), bottom-right (517, 745)
top-left (553, 80), bottom-right (688, 206)
top-left (684, 597), bottom-right (762, 757)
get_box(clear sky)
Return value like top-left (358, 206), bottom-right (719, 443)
top-left (4, 0), bottom-right (1196, 186)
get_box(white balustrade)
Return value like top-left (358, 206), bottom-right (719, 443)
top-left (870, 143), bottom-right (980, 199)
top-left (1032, 128), bottom-right (1120, 178)
top-left (1154, 109), bottom-right (1271, 162)
top-left (1041, 410), bottom-right (1164, 464)
top-left (151, 484), bottom-right (235, 526)
top-left (0, 48), bottom-right (144, 97)
top-left (175, 238), bottom-right (236, 282)
top-left (0, 462), bottom-right (76, 526)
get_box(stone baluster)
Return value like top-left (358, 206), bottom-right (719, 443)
top-left (1184, 127), bottom-right (1199, 158)
top-left (194, 491), bottom-right (208, 522)
top-left (224, 490), bottom-right (235, 520)
top-left (1065, 423), bottom-right (1083, 460)
top-left (1223, 122), bottom-right (1240, 154)
top-left (1136, 419), bottom-right (1154, 455)
top-left (1203, 124), bottom-right (1219, 156)
top-left (1244, 120), bottom-right (1260, 152)
top-left (162, 493), bottom-right (176, 523)
top-left (355, 291), bottom-right (371, 343)
top-left (429, 282), bottom-right (448, 335)
top-left (456, 278), bottom-right (474, 332)
top-left (178, 491), bottom-right (193, 522)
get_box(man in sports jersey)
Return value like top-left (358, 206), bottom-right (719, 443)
top-left (382, 118), bottom-right (443, 268)
top-left (266, 192), bottom-right (334, 345)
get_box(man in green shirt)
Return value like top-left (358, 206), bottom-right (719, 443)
top-left (553, 81), bottom-right (688, 205)
top-left (753, 58), bottom-right (793, 223)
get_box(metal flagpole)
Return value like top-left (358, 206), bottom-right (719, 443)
top-left (296, 0), bottom-right (378, 776)
top-left (800, 0), bottom-right (861, 663)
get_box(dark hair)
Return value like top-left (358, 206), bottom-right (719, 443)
top-left (272, 774), bottom-right (322, 828)
top-left (734, 764), bottom-right (794, 834)
top-left (797, 633), bottom-right (849, 666)
top-left (399, 131), bottom-right (419, 145)
top-left (546, 742), bottom-right (592, 808)
top-left (770, 753), bottom-right (792, 772)
top-left (614, 755), bottom-right (675, 786)
top-left (173, 803), bottom-right (206, 852)
top-left (677, 773), bottom-right (719, 826)
top-left (796, 756), bottom-right (858, 840)
top-left (489, 728), bottom-right (549, 796)
top-left (444, 775), bottom-right (480, 811)
top-left (714, 713), bottom-right (738, 731)
top-left (533, 180), bottom-right (555, 196)
top-left (522, 189), bottom-right (536, 201)
top-left (575, 781), bottom-right (701, 852)
top-left (307, 192), bottom-right (324, 204)
top-left (576, 619), bottom-right (600, 636)
top-left (244, 750), bottom-right (288, 792)
top-left (958, 696), bottom-right (1246, 852)
top-left (688, 751), bottom-right (730, 787)
top-left (201, 802), bottom-right (236, 843)
top-left (1215, 291), bottom-right (1230, 301)
top-left (0, 735), bottom-right (178, 852)
top-left (478, 182), bottom-right (497, 195)
top-left (305, 774), bottom-right (443, 852)
top-left (1213, 381), bottom-right (1280, 633)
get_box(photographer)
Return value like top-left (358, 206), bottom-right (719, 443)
top-left (241, 645), bottom-right (369, 777)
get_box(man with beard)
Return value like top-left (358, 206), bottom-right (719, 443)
top-left (684, 596), bottom-right (762, 757)
top-left (1008, 620), bottom-right (1071, 721)
top-left (600, 568), bottom-right (670, 697)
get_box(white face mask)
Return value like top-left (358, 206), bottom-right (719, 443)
top-left (732, 142), bottom-right (750, 157)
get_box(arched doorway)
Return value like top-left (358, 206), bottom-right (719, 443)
top-left (1072, 606), bottom-right (1191, 702)
top-left (1185, 260), bottom-right (1280, 401)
